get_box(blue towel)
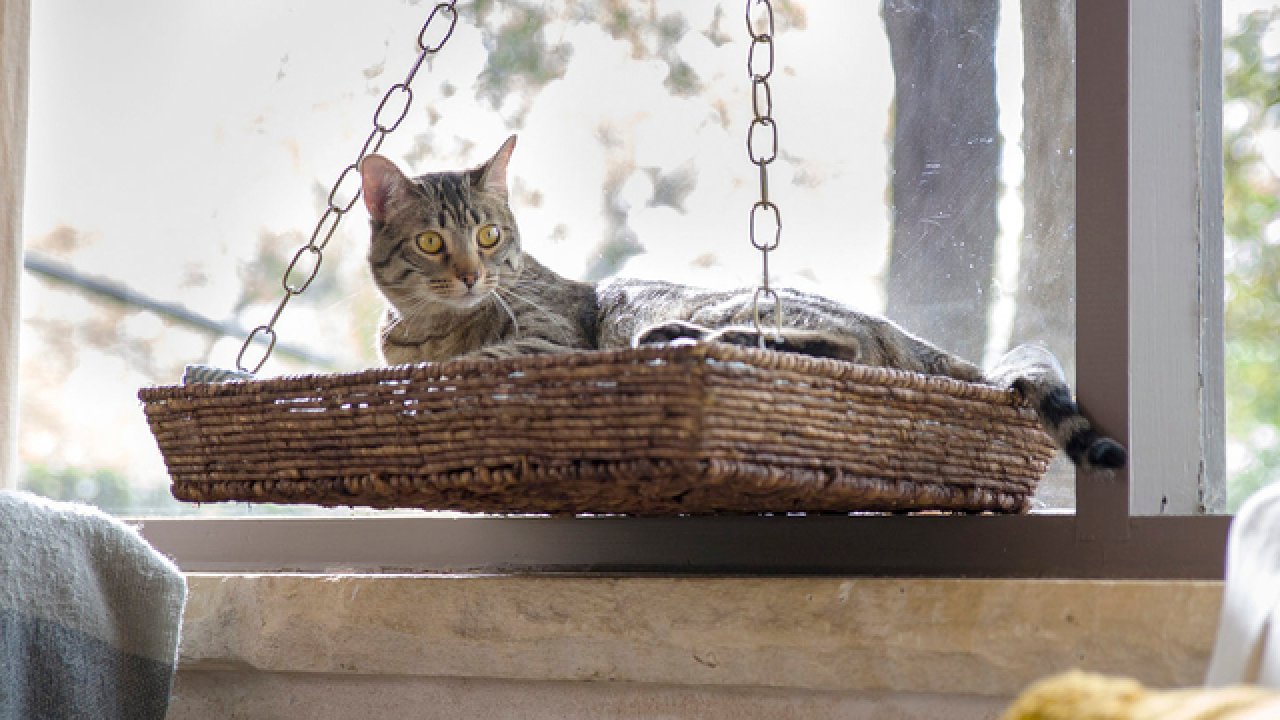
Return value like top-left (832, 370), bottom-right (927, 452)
top-left (0, 491), bottom-right (187, 719)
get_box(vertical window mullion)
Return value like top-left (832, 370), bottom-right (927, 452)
top-left (1075, 0), bottom-right (1132, 535)
top-left (0, 0), bottom-right (30, 490)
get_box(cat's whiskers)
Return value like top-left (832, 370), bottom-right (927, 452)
top-left (381, 291), bottom-right (438, 344)
top-left (496, 283), bottom-right (559, 326)
top-left (488, 289), bottom-right (521, 337)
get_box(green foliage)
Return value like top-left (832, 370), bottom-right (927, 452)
top-left (474, 4), bottom-right (572, 109)
top-left (1224, 9), bottom-right (1280, 509)
top-left (21, 463), bottom-right (160, 514)
top-left (466, 0), bottom-right (740, 110)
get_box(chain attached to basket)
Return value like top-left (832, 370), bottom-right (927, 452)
top-left (746, 0), bottom-right (783, 344)
top-left (235, 2), bottom-right (460, 374)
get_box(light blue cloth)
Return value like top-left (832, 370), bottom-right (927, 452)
top-left (0, 491), bottom-right (187, 719)
top-left (182, 364), bottom-right (254, 384)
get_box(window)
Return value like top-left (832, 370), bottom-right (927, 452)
top-left (1224, 0), bottom-right (1280, 511)
top-left (12, 0), bottom-right (1234, 576)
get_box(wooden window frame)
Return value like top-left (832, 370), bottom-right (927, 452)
top-left (136, 0), bottom-right (1231, 578)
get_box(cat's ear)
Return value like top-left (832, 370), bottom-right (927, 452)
top-left (469, 135), bottom-right (517, 198)
top-left (360, 154), bottom-right (413, 225)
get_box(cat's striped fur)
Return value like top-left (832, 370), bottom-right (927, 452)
top-left (360, 136), bottom-right (1125, 471)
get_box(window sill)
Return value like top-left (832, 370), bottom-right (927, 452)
top-left (172, 574), bottom-right (1224, 717)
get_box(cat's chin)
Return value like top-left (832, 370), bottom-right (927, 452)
top-left (438, 291), bottom-right (492, 310)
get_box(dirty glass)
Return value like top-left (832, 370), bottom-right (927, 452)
top-left (19, 0), bottom-right (1078, 514)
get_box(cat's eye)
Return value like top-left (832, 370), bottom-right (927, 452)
top-left (415, 231), bottom-right (444, 255)
top-left (476, 224), bottom-right (502, 249)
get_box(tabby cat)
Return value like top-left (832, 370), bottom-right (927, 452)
top-left (360, 136), bottom-right (1126, 471)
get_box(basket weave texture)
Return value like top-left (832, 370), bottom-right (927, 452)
top-left (139, 344), bottom-right (1056, 514)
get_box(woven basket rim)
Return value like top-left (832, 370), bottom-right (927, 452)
top-left (138, 343), bottom-right (1026, 408)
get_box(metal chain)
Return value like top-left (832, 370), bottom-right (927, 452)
top-left (235, 1), bottom-right (460, 374)
top-left (746, 0), bottom-right (783, 343)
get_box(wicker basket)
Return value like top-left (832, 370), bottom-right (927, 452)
top-left (138, 344), bottom-right (1056, 515)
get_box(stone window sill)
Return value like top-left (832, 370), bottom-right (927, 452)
top-left (177, 575), bottom-right (1222, 700)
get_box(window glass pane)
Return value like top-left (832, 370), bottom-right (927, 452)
top-left (20, 0), bottom-right (1076, 515)
top-left (1225, 0), bottom-right (1280, 511)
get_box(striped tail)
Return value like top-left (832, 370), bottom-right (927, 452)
top-left (987, 345), bottom-right (1128, 471)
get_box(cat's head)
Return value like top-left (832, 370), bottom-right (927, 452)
top-left (360, 136), bottom-right (522, 311)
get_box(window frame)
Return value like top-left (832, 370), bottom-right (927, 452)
top-left (1126, 0), bottom-right (1226, 515)
top-left (1, 0), bottom-right (27, 490)
top-left (130, 0), bottom-right (1230, 577)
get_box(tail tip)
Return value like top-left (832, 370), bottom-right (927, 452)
top-left (1084, 439), bottom-right (1127, 470)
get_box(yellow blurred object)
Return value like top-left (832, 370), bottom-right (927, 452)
top-left (1001, 671), bottom-right (1280, 720)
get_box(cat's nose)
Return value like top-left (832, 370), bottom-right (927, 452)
top-left (457, 271), bottom-right (479, 289)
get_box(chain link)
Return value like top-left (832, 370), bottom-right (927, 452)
top-left (745, 0), bottom-right (783, 343)
top-left (236, 1), bottom-right (460, 374)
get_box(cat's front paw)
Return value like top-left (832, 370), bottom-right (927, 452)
top-left (633, 320), bottom-right (713, 348)
top-left (705, 326), bottom-right (784, 351)
top-left (708, 326), bottom-right (862, 362)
